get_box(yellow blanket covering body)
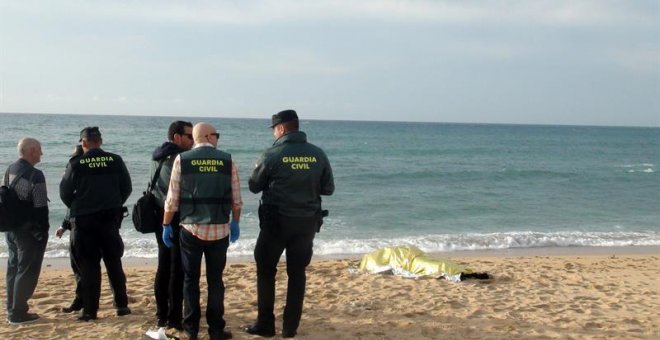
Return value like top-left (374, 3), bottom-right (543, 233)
top-left (358, 245), bottom-right (474, 282)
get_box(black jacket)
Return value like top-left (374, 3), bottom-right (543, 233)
top-left (249, 131), bottom-right (334, 217)
top-left (60, 147), bottom-right (132, 217)
top-left (150, 142), bottom-right (185, 208)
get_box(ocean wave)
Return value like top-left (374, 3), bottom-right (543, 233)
top-left (2, 230), bottom-right (657, 259)
top-left (621, 163), bottom-right (654, 173)
top-left (622, 163), bottom-right (654, 168)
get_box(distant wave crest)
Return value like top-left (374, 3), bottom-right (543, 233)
top-left (311, 230), bottom-right (660, 256)
top-left (2, 230), bottom-right (656, 258)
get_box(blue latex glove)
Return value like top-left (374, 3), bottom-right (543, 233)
top-left (162, 224), bottom-right (173, 248)
top-left (229, 220), bottom-right (240, 243)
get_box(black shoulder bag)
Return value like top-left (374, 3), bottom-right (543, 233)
top-left (132, 160), bottom-right (165, 233)
top-left (0, 167), bottom-right (31, 232)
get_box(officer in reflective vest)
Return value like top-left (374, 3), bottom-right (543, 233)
top-left (162, 122), bottom-right (242, 340)
top-left (245, 110), bottom-right (335, 338)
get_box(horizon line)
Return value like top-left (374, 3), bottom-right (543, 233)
top-left (1, 111), bottom-right (658, 129)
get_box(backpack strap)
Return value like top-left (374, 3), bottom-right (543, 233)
top-left (6, 166), bottom-right (31, 189)
top-left (148, 159), bottom-right (166, 192)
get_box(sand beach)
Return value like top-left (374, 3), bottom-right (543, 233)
top-left (0, 247), bottom-right (658, 339)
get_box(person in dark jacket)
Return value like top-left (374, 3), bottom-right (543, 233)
top-left (151, 120), bottom-right (193, 330)
top-left (56, 144), bottom-right (128, 315)
top-left (59, 127), bottom-right (133, 321)
top-left (4, 137), bottom-right (49, 324)
top-left (245, 110), bottom-right (334, 338)
top-left (55, 145), bottom-right (84, 313)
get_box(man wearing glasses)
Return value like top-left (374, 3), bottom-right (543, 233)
top-left (150, 120), bottom-right (194, 330)
top-left (162, 122), bottom-right (242, 340)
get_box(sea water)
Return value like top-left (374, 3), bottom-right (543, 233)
top-left (0, 113), bottom-right (658, 258)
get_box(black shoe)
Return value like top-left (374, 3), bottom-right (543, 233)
top-left (61, 301), bottom-right (83, 313)
top-left (116, 307), bottom-right (131, 316)
top-left (183, 330), bottom-right (198, 340)
top-left (167, 321), bottom-right (184, 331)
top-left (244, 324), bottom-right (276, 337)
top-left (77, 313), bottom-right (97, 322)
top-left (210, 329), bottom-right (233, 340)
top-left (61, 305), bottom-right (82, 313)
top-left (282, 329), bottom-right (297, 338)
top-left (8, 313), bottom-right (40, 325)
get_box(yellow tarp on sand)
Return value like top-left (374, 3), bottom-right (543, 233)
top-left (358, 245), bottom-right (474, 281)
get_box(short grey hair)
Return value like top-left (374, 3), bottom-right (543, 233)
top-left (17, 137), bottom-right (41, 157)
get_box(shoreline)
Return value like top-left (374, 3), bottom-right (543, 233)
top-left (5, 245), bottom-right (657, 271)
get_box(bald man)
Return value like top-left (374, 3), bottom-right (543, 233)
top-left (4, 137), bottom-right (49, 324)
top-left (162, 122), bottom-right (242, 340)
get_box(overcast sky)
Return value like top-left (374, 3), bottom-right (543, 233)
top-left (0, 1), bottom-right (658, 126)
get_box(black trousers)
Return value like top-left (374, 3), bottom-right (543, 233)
top-left (68, 227), bottom-right (83, 307)
top-left (68, 227), bottom-right (125, 309)
top-left (154, 211), bottom-right (183, 326)
top-left (254, 214), bottom-right (317, 333)
top-left (5, 228), bottom-right (47, 319)
top-left (179, 228), bottom-right (229, 337)
top-left (71, 209), bottom-right (128, 316)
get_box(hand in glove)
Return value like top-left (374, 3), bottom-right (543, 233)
top-left (229, 220), bottom-right (240, 243)
top-left (162, 224), bottom-right (174, 248)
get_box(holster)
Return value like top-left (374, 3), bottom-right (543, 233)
top-left (316, 209), bottom-right (329, 232)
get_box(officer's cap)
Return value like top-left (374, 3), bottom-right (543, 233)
top-left (270, 110), bottom-right (298, 128)
top-left (79, 126), bottom-right (102, 141)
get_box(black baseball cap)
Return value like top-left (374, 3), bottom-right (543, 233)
top-left (270, 109), bottom-right (298, 128)
top-left (79, 126), bottom-right (102, 141)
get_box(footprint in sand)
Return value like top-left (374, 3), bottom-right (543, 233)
top-left (448, 300), bottom-right (464, 309)
top-left (137, 297), bottom-right (152, 306)
top-left (31, 292), bottom-right (49, 299)
top-left (584, 321), bottom-right (603, 329)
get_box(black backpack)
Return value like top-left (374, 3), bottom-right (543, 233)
top-left (132, 160), bottom-right (165, 233)
top-left (0, 167), bottom-right (30, 232)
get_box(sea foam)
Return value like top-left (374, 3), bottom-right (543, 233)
top-left (8, 230), bottom-right (655, 259)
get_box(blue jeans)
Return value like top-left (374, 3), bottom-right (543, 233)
top-left (179, 228), bottom-right (229, 337)
top-left (5, 229), bottom-right (48, 319)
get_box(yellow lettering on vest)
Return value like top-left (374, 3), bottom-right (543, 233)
top-left (291, 163), bottom-right (310, 170)
top-left (88, 162), bottom-right (108, 168)
top-left (80, 156), bottom-right (114, 164)
top-left (283, 156), bottom-right (316, 170)
top-left (192, 159), bottom-right (224, 166)
top-left (282, 156), bottom-right (317, 163)
top-left (199, 166), bottom-right (219, 172)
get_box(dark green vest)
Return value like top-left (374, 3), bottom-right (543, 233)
top-left (179, 147), bottom-right (233, 224)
